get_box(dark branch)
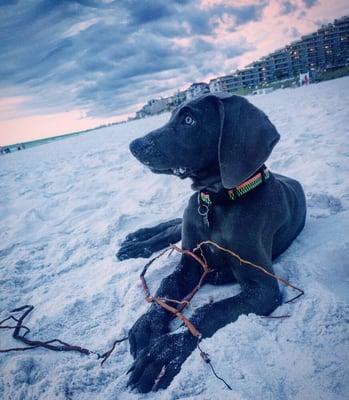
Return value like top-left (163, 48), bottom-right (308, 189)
top-left (99, 336), bottom-right (129, 366)
top-left (0, 305), bottom-right (92, 355)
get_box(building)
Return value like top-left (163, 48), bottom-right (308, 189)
top-left (238, 65), bottom-right (260, 88)
top-left (269, 49), bottom-right (292, 80)
top-left (209, 74), bottom-right (242, 93)
top-left (134, 16), bottom-right (348, 118)
top-left (135, 89), bottom-right (189, 118)
top-left (136, 97), bottom-right (168, 118)
top-left (186, 82), bottom-right (210, 100)
top-left (166, 90), bottom-right (187, 109)
top-left (209, 15), bottom-right (349, 94)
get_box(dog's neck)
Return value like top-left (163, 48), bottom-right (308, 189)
top-left (191, 165), bottom-right (269, 194)
top-left (190, 166), bottom-right (223, 193)
top-left (191, 177), bottom-right (223, 193)
top-left (195, 166), bottom-right (270, 227)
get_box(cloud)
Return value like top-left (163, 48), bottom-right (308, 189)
top-left (302, 0), bottom-right (318, 8)
top-left (280, 1), bottom-right (297, 15)
top-left (0, 0), bottom-right (339, 123)
top-left (126, 0), bottom-right (176, 25)
top-left (0, 0), bottom-right (259, 118)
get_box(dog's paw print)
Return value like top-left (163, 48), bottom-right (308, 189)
top-left (307, 192), bottom-right (344, 218)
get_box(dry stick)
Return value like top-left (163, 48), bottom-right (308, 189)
top-left (194, 240), bottom-right (304, 303)
top-left (197, 341), bottom-right (232, 391)
top-left (0, 305), bottom-right (92, 355)
top-left (140, 247), bottom-right (202, 338)
top-left (0, 316), bottom-right (30, 336)
top-left (0, 305), bottom-right (128, 363)
top-left (141, 246), bottom-right (232, 390)
top-left (142, 240), bottom-right (304, 391)
top-left (141, 240), bottom-right (304, 340)
top-left (99, 336), bottom-right (129, 366)
top-left (141, 237), bottom-right (304, 334)
top-left (169, 244), bottom-right (213, 314)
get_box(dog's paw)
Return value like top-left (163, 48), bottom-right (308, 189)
top-left (127, 332), bottom-right (197, 393)
top-left (116, 242), bottom-right (153, 260)
top-left (128, 311), bottom-right (169, 358)
top-left (124, 227), bottom-right (156, 243)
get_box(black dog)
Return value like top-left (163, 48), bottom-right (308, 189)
top-left (120, 94), bottom-right (306, 393)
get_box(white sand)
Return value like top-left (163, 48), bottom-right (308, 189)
top-left (0, 77), bottom-right (348, 400)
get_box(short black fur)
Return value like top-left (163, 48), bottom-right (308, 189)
top-left (119, 94), bottom-right (306, 393)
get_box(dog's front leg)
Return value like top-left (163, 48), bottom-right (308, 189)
top-left (117, 218), bottom-right (182, 260)
top-left (190, 280), bottom-right (282, 339)
top-left (127, 330), bottom-right (197, 392)
top-left (127, 281), bottom-right (281, 393)
top-left (128, 255), bottom-right (202, 358)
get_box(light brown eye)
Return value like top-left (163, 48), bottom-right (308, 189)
top-left (184, 115), bottom-right (195, 126)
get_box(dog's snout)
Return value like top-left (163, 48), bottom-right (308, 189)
top-left (129, 138), bottom-right (143, 158)
top-left (129, 126), bottom-right (176, 169)
top-left (129, 137), bottom-right (157, 163)
top-left (130, 138), bottom-right (149, 157)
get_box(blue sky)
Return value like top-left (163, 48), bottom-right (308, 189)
top-left (0, 0), bottom-right (347, 145)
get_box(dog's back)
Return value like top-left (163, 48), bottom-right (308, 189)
top-left (271, 173), bottom-right (306, 259)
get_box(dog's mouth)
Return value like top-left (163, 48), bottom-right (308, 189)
top-left (149, 166), bottom-right (195, 179)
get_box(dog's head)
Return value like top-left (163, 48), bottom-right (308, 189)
top-left (130, 94), bottom-right (280, 189)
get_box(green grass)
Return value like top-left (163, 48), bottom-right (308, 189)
top-left (314, 65), bottom-right (349, 82)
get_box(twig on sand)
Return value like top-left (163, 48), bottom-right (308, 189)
top-left (0, 305), bottom-right (92, 355)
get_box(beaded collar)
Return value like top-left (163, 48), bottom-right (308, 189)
top-left (197, 166), bottom-right (270, 227)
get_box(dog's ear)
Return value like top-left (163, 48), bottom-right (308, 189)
top-left (218, 95), bottom-right (280, 188)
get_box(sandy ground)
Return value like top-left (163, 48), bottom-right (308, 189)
top-left (0, 77), bottom-right (348, 400)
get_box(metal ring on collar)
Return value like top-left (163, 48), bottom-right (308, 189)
top-left (198, 204), bottom-right (209, 216)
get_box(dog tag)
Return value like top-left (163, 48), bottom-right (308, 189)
top-left (198, 204), bottom-right (210, 228)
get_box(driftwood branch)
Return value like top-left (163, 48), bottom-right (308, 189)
top-left (0, 304), bottom-right (129, 366)
top-left (140, 241), bottom-right (304, 339)
top-left (0, 305), bottom-right (92, 355)
top-left (0, 237), bottom-right (303, 391)
top-left (99, 336), bottom-right (129, 366)
top-left (0, 304), bottom-right (132, 366)
top-left (140, 240), bottom-right (304, 391)
top-left (140, 239), bottom-right (304, 340)
top-left (140, 250), bottom-right (202, 338)
top-left (194, 241), bottom-right (304, 303)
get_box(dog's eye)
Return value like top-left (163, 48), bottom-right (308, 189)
top-left (184, 115), bottom-right (195, 126)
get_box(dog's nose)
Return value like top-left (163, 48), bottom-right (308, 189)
top-left (129, 139), bottom-right (138, 156)
top-left (129, 138), bottom-right (144, 159)
top-left (129, 137), bottom-right (155, 161)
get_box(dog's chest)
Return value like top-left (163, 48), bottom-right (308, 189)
top-left (197, 205), bottom-right (241, 241)
top-left (187, 203), bottom-right (252, 284)
top-left (195, 205), bottom-right (239, 249)
top-left (200, 236), bottom-right (237, 285)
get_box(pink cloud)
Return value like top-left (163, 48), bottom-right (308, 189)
top-left (0, 109), bottom-right (128, 146)
top-left (1, 0), bottom-right (347, 145)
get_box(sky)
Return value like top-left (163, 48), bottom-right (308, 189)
top-left (0, 0), bottom-right (348, 146)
